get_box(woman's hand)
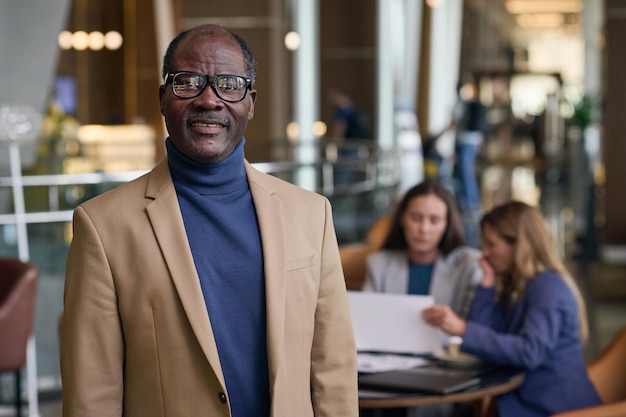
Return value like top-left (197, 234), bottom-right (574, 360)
top-left (479, 256), bottom-right (496, 288)
top-left (421, 305), bottom-right (466, 336)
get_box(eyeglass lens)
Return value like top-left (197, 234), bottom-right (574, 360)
top-left (171, 73), bottom-right (249, 102)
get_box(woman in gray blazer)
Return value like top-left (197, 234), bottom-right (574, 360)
top-left (363, 180), bottom-right (481, 318)
top-left (362, 180), bottom-right (481, 417)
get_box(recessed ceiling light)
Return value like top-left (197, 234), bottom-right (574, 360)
top-left (506, 0), bottom-right (583, 14)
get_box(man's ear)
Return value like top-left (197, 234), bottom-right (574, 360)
top-left (247, 89), bottom-right (257, 120)
top-left (159, 85), bottom-right (166, 115)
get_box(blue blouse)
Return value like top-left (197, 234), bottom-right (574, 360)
top-left (407, 262), bottom-right (434, 295)
top-left (462, 271), bottom-right (601, 416)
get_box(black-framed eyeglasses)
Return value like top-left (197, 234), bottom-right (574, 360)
top-left (164, 72), bottom-right (252, 102)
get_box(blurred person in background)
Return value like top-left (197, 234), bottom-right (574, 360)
top-left (363, 180), bottom-right (482, 417)
top-left (364, 180), bottom-right (481, 315)
top-left (454, 81), bottom-right (489, 249)
top-left (328, 87), bottom-right (372, 185)
top-left (423, 201), bottom-right (601, 417)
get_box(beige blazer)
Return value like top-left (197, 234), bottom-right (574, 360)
top-left (61, 158), bottom-right (358, 417)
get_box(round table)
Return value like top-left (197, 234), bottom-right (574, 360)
top-left (359, 375), bottom-right (524, 408)
top-left (359, 372), bottom-right (524, 417)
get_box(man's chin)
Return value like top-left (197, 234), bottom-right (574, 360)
top-left (196, 144), bottom-right (237, 165)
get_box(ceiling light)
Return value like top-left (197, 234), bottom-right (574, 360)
top-left (517, 13), bottom-right (565, 28)
top-left (506, 0), bottom-right (583, 14)
top-left (88, 31), bottom-right (105, 51)
top-left (104, 31), bottom-right (123, 50)
top-left (58, 31), bottom-right (73, 50)
top-left (72, 31), bottom-right (89, 51)
top-left (284, 31), bottom-right (300, 51)
top-left (426, 0), bottom-right (444, 7)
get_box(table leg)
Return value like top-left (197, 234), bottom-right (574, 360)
top-left (472, 396), bottom-right (496, 417)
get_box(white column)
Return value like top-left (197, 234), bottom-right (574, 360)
top-left (378, 0), bottom-right (425, 195)
top-left (269, 0), bottom-right (290, 158)
top-left (394, 0), bottom-right (422, 111)
top-left (581, 0), bottom-right (604, 176)
top-left (153, 0), bottom-right (176, 137)
top-left (292, 0), bottom-right (319, 191)
top-left (376, 0), bottom-right (396, 151)
top-left (583, 0), bottom-right (603, 101)
top-left (152, 0), bottom-right (176, 78)
top-left (427, 0), bottom-right (464, 135)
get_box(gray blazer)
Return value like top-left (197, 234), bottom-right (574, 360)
top-left (363, 246), bottom-right (482, 318)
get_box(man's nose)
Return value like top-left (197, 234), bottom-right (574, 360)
top-left (194, 84), bottom-right (223, 108)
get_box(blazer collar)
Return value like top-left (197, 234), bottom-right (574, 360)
top-left (245, 162), bottom-right (286, 384)
top-left (144, 158), bottom-right (287, 389)
top-left (144, 158), bottom-right (227, 388)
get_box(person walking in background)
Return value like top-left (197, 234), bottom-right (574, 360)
top-left (328, 87), bottom-right (372, 185)
top-left (61, 24), bottom-right (358, 417)
top-left (450, 80), bottom-right (489, 248)
top-left (422, 201), bottom-right (601, 417)
top-left (329, 87), bottom-right (372, 142)
top-left (454, 80), bottom-right (488, 212)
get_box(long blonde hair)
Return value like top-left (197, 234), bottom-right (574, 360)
top-left (480, 201), bottom-right (589, 342)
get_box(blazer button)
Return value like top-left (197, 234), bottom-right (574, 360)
top-left (218, 392), bottom-right (227, 403)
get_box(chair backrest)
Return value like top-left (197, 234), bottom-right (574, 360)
top-left (0, 258), bottom-right (38, 373)
top-left (365, 214), bottom-right (393, 250)
top-left (586, 324), bottom-right (626, 404)
top-left (339, 244), bottom-right (373, 290)
top-left (339, 215), bottom-right (393, 291)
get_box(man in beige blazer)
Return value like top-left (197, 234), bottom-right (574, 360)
top-left (61, 24), bottom-right (358, 417)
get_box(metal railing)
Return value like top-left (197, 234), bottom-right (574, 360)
top-left (0, 142), bottom-right (401, 400)
top-left (0, 143), bottom-right (400, 227)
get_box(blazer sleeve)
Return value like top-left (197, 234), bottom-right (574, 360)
top-left (61, 206), bottom-right (124, 417)
top-left (463, 273), bottom-right (576, 370)
top-left (310, 198), bottom-right (359, 417)
top-left (451, 247), bottom-right (483, 317)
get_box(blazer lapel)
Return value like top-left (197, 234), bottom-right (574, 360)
top-left (245, 162), bottom-right (286, 387)
top-left (430, 254), bottom-right (453, 306)
top-left (144, 159), bottom-right (226, 388)
top-left (384, 252), bottom-right (410, 293)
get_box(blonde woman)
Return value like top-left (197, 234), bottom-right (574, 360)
top-left (423, 201), bottom-right (601, 417)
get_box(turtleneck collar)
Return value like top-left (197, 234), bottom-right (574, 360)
top-left (166, 138), bottom-right (248, 195)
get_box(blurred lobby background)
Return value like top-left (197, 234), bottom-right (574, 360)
top-left (1, 0), bottom-right (625, 415)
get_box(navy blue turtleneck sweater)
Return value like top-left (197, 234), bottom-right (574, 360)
top-left (166, 138), bottom-right (270, 417)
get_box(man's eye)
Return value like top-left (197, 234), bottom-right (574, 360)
top-left (217, 77), bottom-right (243, 90)
top-left (185, 80), bottom-right (201, 88)
top-left (175, 76), bottom-right (203, 89)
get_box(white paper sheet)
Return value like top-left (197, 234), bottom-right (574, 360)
top-left (357, 353), bottom-right (429, 373)
top-left (347, 291), bottom-right (441, 355)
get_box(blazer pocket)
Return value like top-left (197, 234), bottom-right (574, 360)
top-left (285, 255), bottom-right (316, 272)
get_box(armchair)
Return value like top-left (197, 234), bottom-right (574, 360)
top-left (551, 324), bottom-right (626, 417)
top-left (339, 214), bottom-right (392, 290)
top-left (0, 257), bottom-right (38, 417)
